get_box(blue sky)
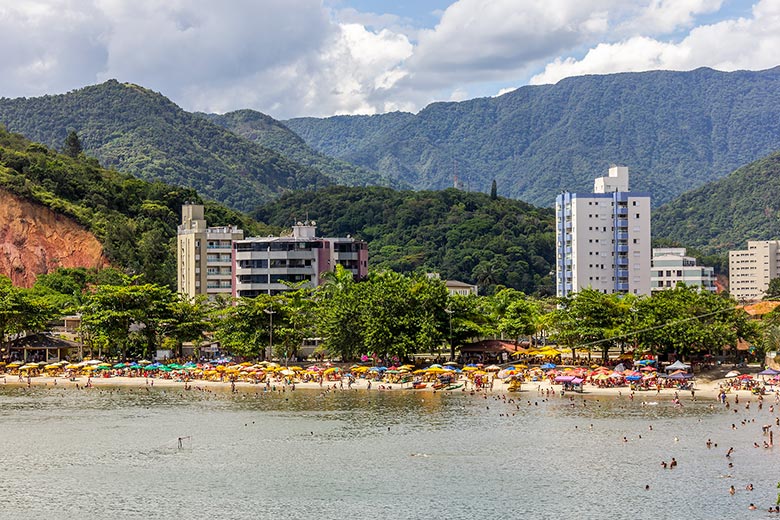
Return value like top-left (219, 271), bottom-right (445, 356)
top-left (0, 0), bottom-right (773, 118)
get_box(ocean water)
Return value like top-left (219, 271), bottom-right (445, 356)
top-left (0, 385), bottom-right (777, 519)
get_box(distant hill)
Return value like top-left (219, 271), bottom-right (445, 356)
top-left (0, 80), bottom-right (331, 213)
top-left (653, 150), bottom-right (780, 254)
top-left (286, 67), bottom-right (780, 207)
top-left (254, 186), bottom-right (556, 295)
top-left (0, 126), bottom-right (266, 287)
top-left (202, 109), bottom-right (400, 188)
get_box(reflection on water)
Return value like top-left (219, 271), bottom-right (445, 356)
top-left (0, 386), bottom-right (776, 519)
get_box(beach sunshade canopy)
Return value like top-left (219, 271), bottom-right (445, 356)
top-left (540, 363), bottom-right (557, 370)
top-left (724, 370), bottom-right (741, 378)
top-left (665, 360), bottom-right (690, 371)
top-left (759, 368), bottom-right (780, 376)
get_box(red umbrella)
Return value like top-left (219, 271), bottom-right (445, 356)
top-left (737, 374), bottom-right (753, 380)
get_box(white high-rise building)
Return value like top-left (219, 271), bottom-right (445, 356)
top-left (651, 248), bottom-right (716, 292)
top-left (555, 166), bottom-right (652, 297)
top-left (729, 240), bottom-right (780, 302)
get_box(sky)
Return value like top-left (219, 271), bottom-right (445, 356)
top-left (0, 0), bottom-right (775, 119)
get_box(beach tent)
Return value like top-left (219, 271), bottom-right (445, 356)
top-left (665, 360), bottom-right (690, 372)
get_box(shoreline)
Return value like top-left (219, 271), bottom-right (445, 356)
top-left (0, 374), bottom-right (754, 399)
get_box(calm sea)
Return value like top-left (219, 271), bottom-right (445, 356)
top-left (0, 385), bottom-right (776, 519)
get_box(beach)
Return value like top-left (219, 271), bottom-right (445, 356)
top-left (0, 370), bottom-right (745, 399)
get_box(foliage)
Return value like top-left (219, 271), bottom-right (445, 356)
top-left (766, 279), bottom-right (780, 300)
top-left (255, 186), bottom-right (556, 295)
top-left (547, 286), bottom-right (759, 361)
top-left (0, 80), bottom-right (331, 212)
top-left (313, 268), bottom-right (449, 362)
top-left (0, 127), bottom-right (266, 287)
top-left (0, 275), bottom-right (61, 348)
top-left (63, 130), bottom-right (82, 158)
top-left (202, 110), bottom-right (399, 189)
top-left (286, 67), bottom-right (780, 208)
top-left (653, 151), bottom-right (780, 255)
top-left (79, 277), bottom-right (177, 359)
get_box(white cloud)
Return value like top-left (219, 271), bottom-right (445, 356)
top-left (622, 0), bottom-right (724, 34)
top-left (530, 0), bottom-right (780, 85)
top-left (0, 0), bottom-right (775, 118)
top-left (406, 0), bottom-right (619, 87)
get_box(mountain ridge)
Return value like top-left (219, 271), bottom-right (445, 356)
top-left (0, 80), bottom-right (331, 213)
top-left (286, 67), bottom-right (780, 207)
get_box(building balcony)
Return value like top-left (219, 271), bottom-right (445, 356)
top-left (616, 257), bottom-right (629, 266)
top-left (616, 232), bottom-right (629, 240)
top-left (616, 245), bottom-right (629, 253)
top-left (616, 283), bottom-right (630, 291)
top-left (617, 269), bottom-right (629, 278)
top-left (616, 219), bottom-right (629, 228)
top-left (616, 206), bottom-right (628, 216)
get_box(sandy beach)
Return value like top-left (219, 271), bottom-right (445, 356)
top-left (0, 371), bottom-right (750, 400)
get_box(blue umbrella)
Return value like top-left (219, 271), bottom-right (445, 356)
top-left (625, 375), bottom-right (642, 381)
top-left (541, 363), bottom-right (557, 370)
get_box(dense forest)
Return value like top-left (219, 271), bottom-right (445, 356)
top-left (254, 186), bottom-right (556, 295)
top-left (286, 67), bottom-right (780, 207)
top-left (0, 126), bottom-right (268, 287)
top-left (653, 150), bottom-right (780, 255)
top-left (0, 80), bottom-right (330, 212)
top-left (202, 109), bottom-right (397, 188)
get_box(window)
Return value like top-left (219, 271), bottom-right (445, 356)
top-left (632, 201), bottom-right (637, 206)
top-left (635, 213), bottom-right (640, 218)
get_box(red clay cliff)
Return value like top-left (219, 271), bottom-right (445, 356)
top-left (0, 188), bottom-right (108, 287)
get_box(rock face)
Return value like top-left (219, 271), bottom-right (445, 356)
top-left (0, 189), bottom-right (108, 287)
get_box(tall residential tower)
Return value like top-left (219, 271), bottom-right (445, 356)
top-left (177, 204), bottom-right (244, 300)
top-left (555, 166), bottom-right (651, 298)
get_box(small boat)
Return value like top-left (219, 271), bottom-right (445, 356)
top-left (444, 383), bottom-right (463, 391)
top-left (432, 381), bottom-right (448, 390)
top-left (411, 382), bottom-right (428, 390)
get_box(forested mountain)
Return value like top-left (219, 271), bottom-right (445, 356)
top-left (653, 150), bottom-right (780, 254)
top-left (0, 126), bottom-right (267, 287)
top-left (202, 110), bottom-right (399, 188)
top-left (0, 80), bottom-right (330, 212)
top-left (286, 67), bottom-right (780, 207)
top-left (254, 186), bottom-right (556, 295)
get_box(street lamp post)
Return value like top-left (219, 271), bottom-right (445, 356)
top-left (445, 307), bottom-right (455, 361)
top-left (264, 308), bottom-right (276, 361)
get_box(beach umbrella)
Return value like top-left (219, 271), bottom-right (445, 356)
top-left (280, 369), bottom-right (295, 376)
top-left (113, 363), bottom-right (126, 369)
top-left (65, 364), bottom-right (80, 369)
top-left (128, 363), bottom-right (142, 369)
top-left (759, 368), bottom-right (780, 376)
top-left (443, 361), bottom-right (459, 366)
top-left (540, 363), bottom-right (556, 370)
top-left (138, 360), bottom-right (152, 365)
top-left (485, 365), bottom-right (501, 372)
top-left (737, 374), bottom-right (753, 380)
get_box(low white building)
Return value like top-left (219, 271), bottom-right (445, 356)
top-left (651, 248), bottom-right (716, 292)
top-left (729, 240), bottom-right (780, 302)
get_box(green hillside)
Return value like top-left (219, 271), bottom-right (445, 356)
top-left (254, 186), bottom-right (556, 295)
top-left (202, 109), bottom-right (399, 188)
top-left (653, 150), bottom-right (780, 254)
top-left (0, 80), bottom-right (330, 213)
top-left (0, 126), bottom-right (267, 287)
top-left (286, 67), bottom-right (780, 207)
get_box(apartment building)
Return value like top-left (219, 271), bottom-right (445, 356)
top-left (651, 248), bottom-right (716, 292)
top-left (729, 240), bottom-right (780, 302)
top-left (177, 204), bottom-right (244, 300)
top-left (233, 220), bottom-right (368, 298)
top-left (555, 166), bottom-right (651, 297)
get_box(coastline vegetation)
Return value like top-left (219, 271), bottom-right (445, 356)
top-left (1, 268), bottom-right (768, 365)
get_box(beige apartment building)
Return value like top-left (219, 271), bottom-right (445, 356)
top-left (729, 240), bottom-right (780, 302)
top-left (177, 204), bottom-right (244, 300)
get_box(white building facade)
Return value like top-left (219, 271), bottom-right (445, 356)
top-left (177, 204), bottom-right (244, 300)
top-left (233, 221), bottom-right (368, 298)
top-left (555, 166), bottom-right (652, 298)
top-left (729, 240), bottom-right (780, 302)
top-left (651, 248), bottom-right (716, 292)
